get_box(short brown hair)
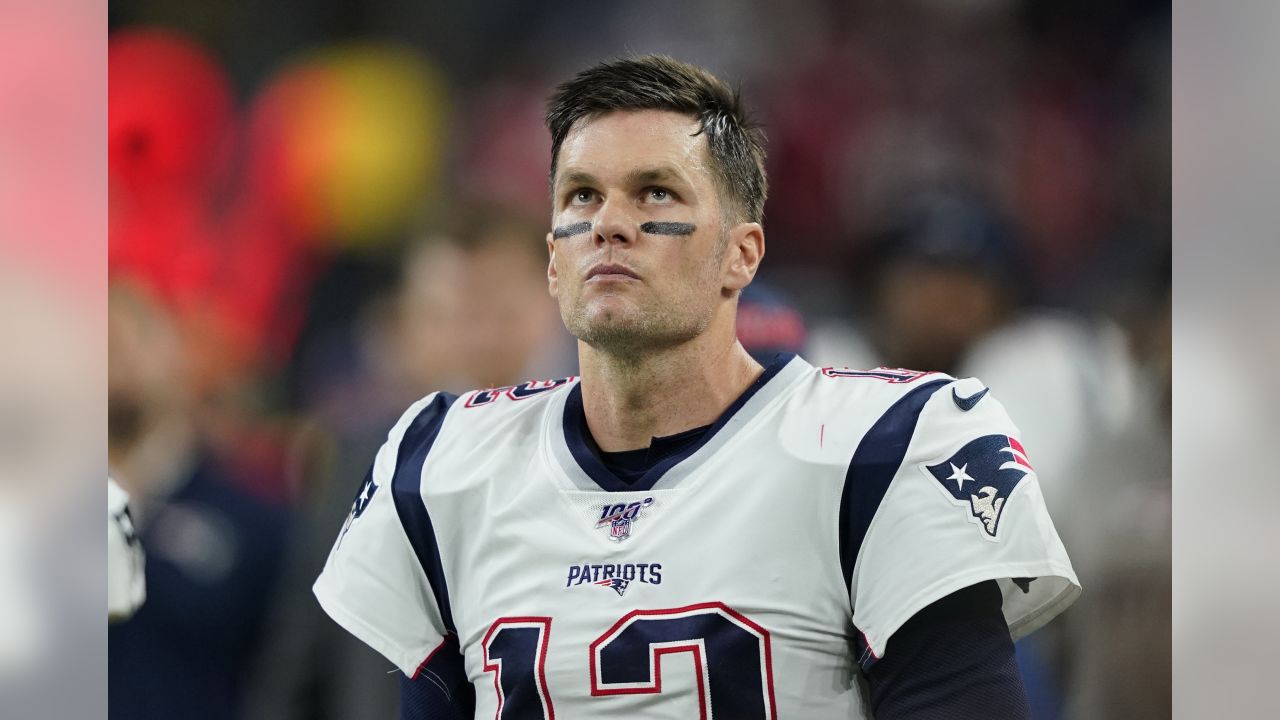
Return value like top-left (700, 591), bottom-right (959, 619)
top-left (545, 55), bottom-right (768, 223)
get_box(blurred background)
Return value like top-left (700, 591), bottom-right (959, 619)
top-left (106, 1), bottom-right (1170, 718)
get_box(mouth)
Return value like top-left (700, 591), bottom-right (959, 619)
top-left (585, 263), bottom-right (640, 282)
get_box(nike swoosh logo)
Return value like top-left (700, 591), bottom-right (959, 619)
top-left (952, 387), bottom-right (989, 411)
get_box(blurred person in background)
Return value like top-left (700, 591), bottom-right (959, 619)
top-left (108, 29), bottom-right (461, 720)
top-left (107, 283), bottom-right (292, 720)
top-left (443, 206), bottom-right (577, 389)
top-left (809, 187), bottom-right (1137, 519)
top-left (245, 203), bottom-right (570, 720)
top-left (1057, 280), bottom-right (1170, 719)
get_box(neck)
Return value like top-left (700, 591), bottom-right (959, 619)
top-left (577, 321), bottom-right (764, 452)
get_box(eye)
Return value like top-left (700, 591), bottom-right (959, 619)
top-left (569, 189), bottom-right (596, 206)
top-left (645, 187), bottom-right (673, 204)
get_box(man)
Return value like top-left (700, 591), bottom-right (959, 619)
top-left (108, 282), bottom-right (292, 720)
top-left (314, 55), bottom-right (1079, 718)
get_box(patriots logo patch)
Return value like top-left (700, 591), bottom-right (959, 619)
top-left (595, 577), bottom-right (631, 597)
top-left (924, 435), bottom-right (1034, 539)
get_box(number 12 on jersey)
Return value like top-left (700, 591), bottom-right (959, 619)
top-left (481, 601), bottom-right (778, 719)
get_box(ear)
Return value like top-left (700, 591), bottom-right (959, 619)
top-left (546, 231), bottom-right (559, 298)
top-left (722, 221), bottom-right (765, 292)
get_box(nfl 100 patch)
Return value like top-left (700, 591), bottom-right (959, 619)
top-left (594, 497), bottom-right (655, 542)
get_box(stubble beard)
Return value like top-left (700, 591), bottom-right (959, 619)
top-left (563, 294), bottom-right (709, 360)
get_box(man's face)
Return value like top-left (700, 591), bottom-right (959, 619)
top-left (875, 262), bottom-right (1005, 373)
top-left (547, 110), bottom-right (732, 355)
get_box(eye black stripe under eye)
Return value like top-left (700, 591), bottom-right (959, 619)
top-left (552, 222), bottom-right (592, 239)
top-left (639, 221), bottom-right (696, 236)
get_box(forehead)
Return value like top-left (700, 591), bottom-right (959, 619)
top-left (554, 109), bottom-right (712, 187)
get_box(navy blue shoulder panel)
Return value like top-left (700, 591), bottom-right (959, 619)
top-left (391, 392), bottom-right (460, 633)
top-left (838, 379), bottom-right (949, 595)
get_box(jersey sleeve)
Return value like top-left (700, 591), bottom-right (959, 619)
top-left (847, 377), bottom-right (1080, 664)
top-left (313, 393), bottom-right (456, 676)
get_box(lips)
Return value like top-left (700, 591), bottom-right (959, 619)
top-left (586, 262), bottom-right (640, 281)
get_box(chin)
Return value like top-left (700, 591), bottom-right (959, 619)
top-left (576, 298), bottom-right (640, 329)
top-left (562, 304), bottom-right (639, 346)
top-left (575, 314), bottom-right (645, 345)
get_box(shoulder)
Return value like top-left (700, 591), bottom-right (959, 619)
top-left (904, 375), bottom-right (1024, 465)
top-left (779, 361), bottom-right (955, 439)
top-left (395, 376), bottom-right (578, 429)
top-left (814, 365), bottom-right (955, 402)
top-left (791, 361), bottom-right (1022, 432)
top-left (782, 361), bottom-right (1028, 469)
top-left (817, 367), bottom-right (1026, 477)
top-left (453, 375), bottom-right (579, 413)
top-left (384, 376), bottom-right (579, 470)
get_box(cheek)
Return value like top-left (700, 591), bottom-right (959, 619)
top-left (684, 244), bottom-right (725, 287)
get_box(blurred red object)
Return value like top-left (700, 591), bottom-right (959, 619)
top-left (109, 28), bottom-right (318, 386)
top-left (108, 28), bottom-right (236, 315)
top-left (108, 29), bottom-right (236, 199)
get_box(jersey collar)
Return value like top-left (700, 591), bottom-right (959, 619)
top-left (546, 353), bottom-right (810, 493)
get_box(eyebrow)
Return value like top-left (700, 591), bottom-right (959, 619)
top-left (557, 170), bottom-right (599, 192)
top-left (624, 165), bottom-right (691, 189)
top-left (554, 165), bottom-right (694, 193)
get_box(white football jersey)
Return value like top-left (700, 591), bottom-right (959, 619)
top-left (314, 354), bottom-right (1079, 718)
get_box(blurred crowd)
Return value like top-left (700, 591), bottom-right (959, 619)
top-left (106, 1), bottom-right (1170, 718)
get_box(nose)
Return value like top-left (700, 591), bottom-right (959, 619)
top-left (592, 196), bottom-right (637, 247)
